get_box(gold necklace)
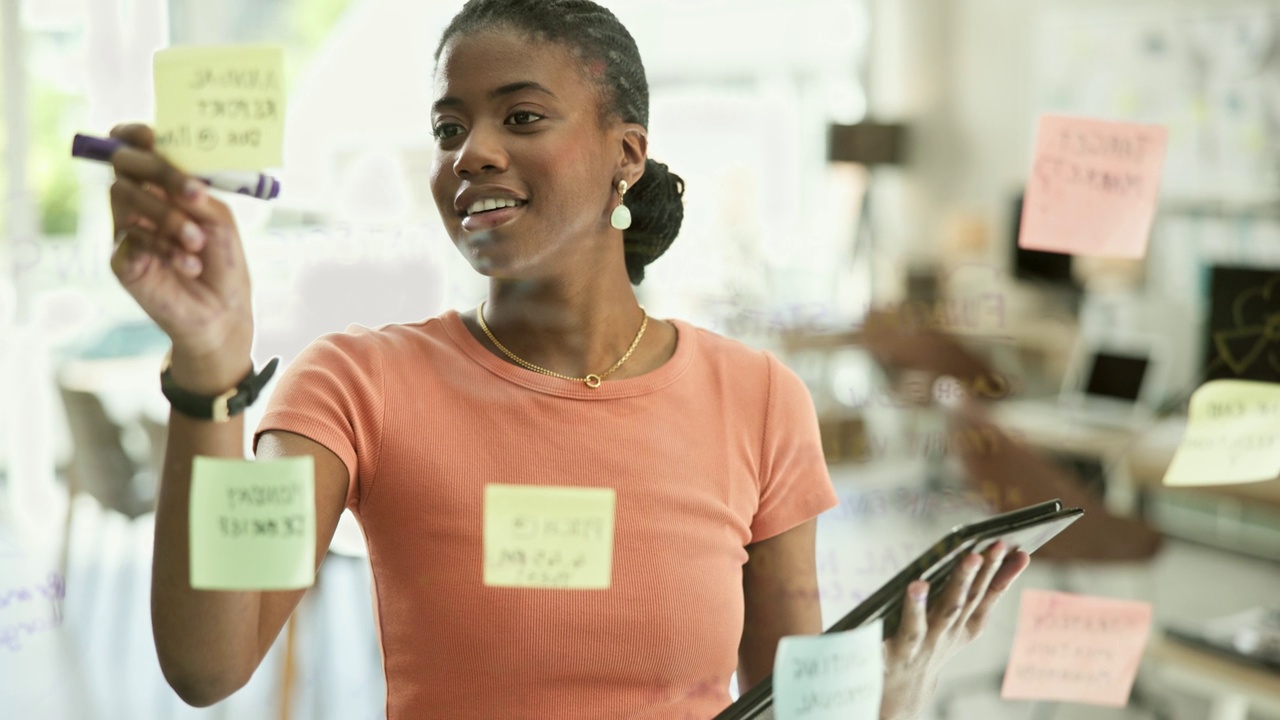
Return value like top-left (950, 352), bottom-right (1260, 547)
top-left (476, 302), bottom-right (648, 388)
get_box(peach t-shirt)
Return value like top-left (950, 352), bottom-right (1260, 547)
top-left (253, 310), bottom-right (837, 719)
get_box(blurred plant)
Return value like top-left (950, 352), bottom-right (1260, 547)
top-left (32, 82), bottom-right (80, 236)
top-left (284, 0), bottom-right (354, 89)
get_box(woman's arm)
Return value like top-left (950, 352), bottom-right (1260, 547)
top-left (151, 423), bottom-right (348, 706)
top-left (737, 519), bottom-right (823, 689)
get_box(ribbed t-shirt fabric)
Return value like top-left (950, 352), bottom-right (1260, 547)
top-left (252, 309), bottom-right (837, 719)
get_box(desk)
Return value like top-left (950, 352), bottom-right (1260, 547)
top-left (1127, 419), bottom-right (1280, 719)
top-left (1146, 635), bottom-right (1280, 720)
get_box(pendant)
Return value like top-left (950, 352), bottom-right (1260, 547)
top-left (610, 204), bottom-right (632, 231)
top-left (585, 374), bottom-right (602, 389)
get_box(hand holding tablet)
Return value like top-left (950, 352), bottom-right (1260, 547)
top-left (717, 500), bottom-right (1083, 719)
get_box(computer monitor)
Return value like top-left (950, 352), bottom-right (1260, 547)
top-left (1083, 352), bottom-right (1150, 402)
top-left (1204, 265), bottom-right (1280, 384)
top-left (1010, 191), bottom-right (1078, 290)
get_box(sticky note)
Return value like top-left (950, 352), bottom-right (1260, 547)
top-left (773, 620), bottom-right (884, 720)
top-left (1019, 115), bottom-right (1168, 258)
top-left (1163, 380), bottom-right (1280, 486)
top-left (1001, 590), bottom-right (1152, 707)
top-left (483, 484), bottom-right (615, 590)
top-left (153, 45), bottom-right (285, 172)
top-left (189, 456), bottom-right (315, 590)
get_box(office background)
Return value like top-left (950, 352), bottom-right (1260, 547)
top-left (2, 0), bottom-right (1280, 718)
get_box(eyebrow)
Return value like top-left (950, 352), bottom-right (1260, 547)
top-left (432, 81), bottom-right (557, 114)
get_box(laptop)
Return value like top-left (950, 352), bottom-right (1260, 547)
top-left (1003, 335), bottom-right (1163, 432)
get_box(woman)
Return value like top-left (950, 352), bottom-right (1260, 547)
top-left (106, 1), bottom-right (1029, 717)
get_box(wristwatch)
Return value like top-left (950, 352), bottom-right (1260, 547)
top-left (159, 350), bottom-right (280, 423)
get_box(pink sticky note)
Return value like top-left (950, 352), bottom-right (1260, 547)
top-left (1019, 115), bottom-right (1168, 258)
top-left (1001, 589), bottom-right (1153, 707)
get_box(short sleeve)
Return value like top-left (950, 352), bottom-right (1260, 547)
top-left (252, 327), bottom-right (385, 513)
top-left (750, 353), bottom-right (838, 543)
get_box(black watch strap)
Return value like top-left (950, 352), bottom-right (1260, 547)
top-left (160, 353), bottom-right (280, 423)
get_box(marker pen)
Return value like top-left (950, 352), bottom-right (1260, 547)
top-left (71, 133), bottom-right (280, 200)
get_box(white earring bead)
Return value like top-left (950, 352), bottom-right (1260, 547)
top-left (610, 179), bottom-right (632, 230)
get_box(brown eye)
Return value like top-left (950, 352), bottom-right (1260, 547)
top-left (506, 111), bottom-right (544, 126)
top-left (433, 123), bottom-right (464, 140)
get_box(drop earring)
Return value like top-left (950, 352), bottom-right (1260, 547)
top-left (610, 179), bottom-right (632, 231)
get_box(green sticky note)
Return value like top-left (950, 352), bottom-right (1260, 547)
top-left (1164, 379), bottom-right (1280, 487)
top-left (190, 456), bottom-right (315, 590)
top-left (483, 484), bottom-right (616, 590)
top-left (153, 45), bottom-right (285, 172)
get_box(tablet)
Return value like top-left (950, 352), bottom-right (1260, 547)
top-left (715, 499), bottom-right (1085, 720)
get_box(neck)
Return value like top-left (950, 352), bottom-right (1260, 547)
top-left (479, 270), bottom-right (646, 379)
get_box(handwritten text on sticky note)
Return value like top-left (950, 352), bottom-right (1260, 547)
top-left (190, 456), bottom-right (315, 590)
top-left (1163, 379), bottom-right (1280, 486)
top-left (774, 620), bottom-right (884, 720)
top-left (1001, 590), bottom-right (1152, 707)
top-left (1019, 115), bottom-right (1168, 258)
top-left (483, 484), bottom-right (615, 590)
top-left (153, 45), bottom-right (285, 172)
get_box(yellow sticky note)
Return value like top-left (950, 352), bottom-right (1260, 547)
top-left (189, 456), bottom-right (315, 590)
top-left (483, 484), bottom-right (615, 590)
top-left (153, 45), bottom-right (285, 172)
top-left (1019, 115), bottom-right (1168, 258)
top-left (774, 620), bottom-right (884, 720)
top-left (1163, 380), bottom-right (1280, 486)
top-left (1001, 590), bottom-right (1152, 707)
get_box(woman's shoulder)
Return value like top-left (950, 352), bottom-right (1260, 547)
top-left (672, 319), bottom-right (787, 379)
top-left (294, 312), bottom-right (457, 367)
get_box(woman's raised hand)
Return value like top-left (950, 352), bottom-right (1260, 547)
top-left (107, 123), bottom-right (255, 389)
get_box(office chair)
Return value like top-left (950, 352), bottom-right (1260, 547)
top-left (58, 386), bottom-right (151, 519)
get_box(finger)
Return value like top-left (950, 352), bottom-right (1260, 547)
top-left (965, 551), bottom-right (1030, 633)
top-left (111, 225), bottom-right (202, 284)
top-left (110, 227), bottom-right (155, 285)
top-left (110, 144), bottom-right (200, 201)
top-left (109, 145), bottom-right (217, 223)
top-left (887, 581), bottom-right (929, 661)
top-left (110, 177), bottom-right (206, 254)
top-left (134, 182), bottom-right (169, 231)
top-left (109, 123), bottom-right (156, 150)
top-left (960, 541), bottom-right (1008, 625)
top-left (926, 552), bottom-right (982, 643)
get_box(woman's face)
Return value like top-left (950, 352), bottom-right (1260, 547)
top-left (429, 30), bottom-right (621, 280)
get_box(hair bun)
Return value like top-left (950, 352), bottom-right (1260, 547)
top-left (622, 158), bottom-right (685, 284)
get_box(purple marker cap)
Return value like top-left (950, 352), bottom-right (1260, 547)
top-left (71, 133), bottom-right (122, 163)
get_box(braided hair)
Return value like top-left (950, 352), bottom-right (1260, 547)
top-left (435, 0), bottom-right (685, 285)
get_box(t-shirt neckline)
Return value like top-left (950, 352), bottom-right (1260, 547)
top-left (440, 308), bottom-right (695, 399)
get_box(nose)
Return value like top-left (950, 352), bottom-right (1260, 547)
top-left (452, 124), bottom-right (508, 177)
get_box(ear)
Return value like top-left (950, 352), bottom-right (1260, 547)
top-left (618, 124), bottom-right (648, 187)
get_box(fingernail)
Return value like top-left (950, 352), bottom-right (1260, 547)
top-left (910, 582), bottom-right (928, 602)
top-left (180, 254), bottom-right (202, 275)
top-left (181, 222), bottom-right (205, 251)
top-left (183, 179), bottom-right (206, 200)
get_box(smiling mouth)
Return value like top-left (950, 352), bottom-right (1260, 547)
top-left (462, 200), bottom-right (528, 218)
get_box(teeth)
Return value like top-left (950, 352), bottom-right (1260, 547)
top-left (467, 197), bottom-right (523, 215)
